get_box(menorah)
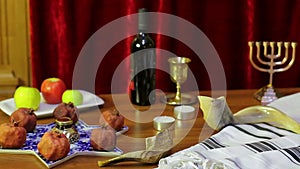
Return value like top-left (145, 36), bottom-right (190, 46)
top-left (248, 41), bottom-right (297, 101)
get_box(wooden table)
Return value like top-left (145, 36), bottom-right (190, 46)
top-left (0, 88), bottom-right (299, 169)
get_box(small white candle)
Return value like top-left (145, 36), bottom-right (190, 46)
top-left (174, 105), bottom-right (196, 120)
top-left (153, 116), bottom-right (175, 131)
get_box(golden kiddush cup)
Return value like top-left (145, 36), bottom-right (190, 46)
top-left (163, 57), bottom-right (193, 105)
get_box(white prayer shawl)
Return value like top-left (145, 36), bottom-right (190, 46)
top-left (157, 92), bottom-right (300, 169)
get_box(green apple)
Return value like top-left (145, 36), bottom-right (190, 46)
top-left (14, 86), bottom-right (41, 110)
top-left (62, 90), bottom-right (83, 106)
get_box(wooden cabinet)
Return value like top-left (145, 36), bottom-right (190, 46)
top-left (0, 0), bottom-right (30, 97)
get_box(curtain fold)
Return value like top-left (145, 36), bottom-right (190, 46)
top-left (29, 0), bottom-right (300, 94)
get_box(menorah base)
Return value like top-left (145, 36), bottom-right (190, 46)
top-left (254, 85), bottom-right (283, 101)
top-left (161, 93), bottom-right (197, 106)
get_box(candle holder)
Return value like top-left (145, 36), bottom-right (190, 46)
top-left (248, 41), bottom-right (297, 101)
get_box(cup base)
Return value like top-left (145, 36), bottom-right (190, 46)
top-left (161, 93), bottom-right (197, 106)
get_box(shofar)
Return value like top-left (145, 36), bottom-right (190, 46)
top-left (198, 96), bottom-right (300, 133)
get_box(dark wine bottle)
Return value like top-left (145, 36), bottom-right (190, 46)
top-left (130, 8), bottom-right (156, 106)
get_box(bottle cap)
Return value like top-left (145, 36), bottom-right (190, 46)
top-left (153, 116), bottom-right (175, 131)
top-left (174, 105), bottom-right (196, 120)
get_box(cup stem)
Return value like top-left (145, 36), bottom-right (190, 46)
top-left (174, 82), bottom-right (181, 102)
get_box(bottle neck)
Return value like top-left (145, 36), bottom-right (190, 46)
top-left (138, 30), bottom-right (148, 35)
top-left (138, 8), bottom-right (148, 33)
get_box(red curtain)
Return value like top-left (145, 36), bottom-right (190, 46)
top-left (29, 0), bottom-right (300, 94)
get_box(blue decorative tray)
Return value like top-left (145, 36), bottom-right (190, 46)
top-left (0, 120), bottom-right (128, 168)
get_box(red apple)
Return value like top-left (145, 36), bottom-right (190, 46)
top-left (41, 77), bottom-right (66, 104)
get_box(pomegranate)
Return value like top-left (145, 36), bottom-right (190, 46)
top-left (0, 122), bottom-right (27, 148)
top-left (53, 102), bottom-right (79, 123)
top-left (90, 126), bottom-right (116, 151)
top-left (10, 108), bottom-right (37, 132)
top-left (37, 131), bottom-right (70, 161)
top-left (99, 109), bottom-right (124, 131)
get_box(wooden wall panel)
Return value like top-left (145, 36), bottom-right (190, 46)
top-left (0, 0), bottom-right (30, 96)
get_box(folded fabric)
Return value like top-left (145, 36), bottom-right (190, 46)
top-left (157, 123), bottom-right (299, 169)
top-left (157, 92), bottom-right (300, 169)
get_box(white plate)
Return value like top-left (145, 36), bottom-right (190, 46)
top-left (0, 90), bottom-right (104, 118)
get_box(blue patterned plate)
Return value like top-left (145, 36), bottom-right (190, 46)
top-left (0, 120), bottom-right (128, 168)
